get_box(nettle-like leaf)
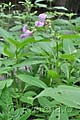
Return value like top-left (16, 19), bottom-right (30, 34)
top-left (36, 85), bottom-right (80, 109)
top-left (17, 74), bottom-right (47, 89)
top-left (12, 108), bottom-right (24, 120)
top-left (0, 79), bottom-right (13, 90)
top-left (0, 66), bottom-right (12, 75)
top-left (0, 87), bottom-right (14, 119)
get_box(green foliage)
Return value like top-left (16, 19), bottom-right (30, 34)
top-left (37, 85), bottom-right (80, 109)
top-left (0, 3), bottom-right (80, 120)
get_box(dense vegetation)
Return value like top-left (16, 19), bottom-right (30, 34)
top-left (0, 0), bottom-right (80, 120)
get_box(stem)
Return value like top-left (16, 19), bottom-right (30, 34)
top-left (56, 41), bottom-right (59, 60)
top-left (15, 49), bottom-right (22, 94)
top-left (56, 40), bottom-right (59, 73)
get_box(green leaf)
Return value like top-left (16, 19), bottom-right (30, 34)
top-left (63, 39), bottom-right (77, 54)
top-left (49, 107), bottom-right (60, 120)
top-left (61, 54), bottom-right (75, 61)
top-left (49, 106), bottom-right (69, 120)
top-left (35, 118), bottom-right (44, 120)
top-left (54, 19), bottom-right (71, 26)
top-left (0, 87), bottom-right (13, 113)
top-left (4, 44), bottom-right (15, 58)
top-left (13, 59), bottom-right (47, 68)
top-left (62, 34), bottom-right (80, 39)
top-left (0, 67), bottom-right (12, 75)
top-left (19, 37), bottom-right (36, 49)
top-left (35, 0), bottom-right (44, 3)
top-left (60, 106), bottom-right (69, 120)
top-left (37, 85), bottom-right (80, 109)
top-left (61, 63), bottom-right (69, 79)
top-left (48, 70), bottom-right (59, 79)
top-left (13, 108), bottom-right (24, 120)
top-left (20, 91), bottom-right (37, 105)
top-left (53, 6), bottom-right (68, 11)
top-left (35, 0), bottom-right (47, 8)
top-left (35, 3), bottom-right (47, 8)
top-left (0, 27), bottom-right (13, 40)
top-left (38, 97), bottom-right (51, 107)
top-left (8, 38), bottom-right (20, 48)
top-left (9, 25), bottom-right (22, 31)
top-left (0, 79), bottom-right (13, 89)
top-left (19, 109), bottom-right (31, 120)
top-left (2, 59), bottom-right (16, 67)
top-left (17, 74), bottom-right (47, 89)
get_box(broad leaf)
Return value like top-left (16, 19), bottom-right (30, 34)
top-left (37, 85), bottom-right (80, 109)
top-left (17, 74), bottom-right (47, 89)
top-left (63, 39), bottom-right (76, 54)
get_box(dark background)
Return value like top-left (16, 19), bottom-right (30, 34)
top-left (0, 0), bottom-right (80, 14)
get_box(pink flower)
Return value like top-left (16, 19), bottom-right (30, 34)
top-left (20, 33), bottom-right (28, 39)
top-left (20, 30), bottom-right (32, 39)
top-left (25, 30), bottom-right (32, 36)
top-left (22, 25), bottom-right (28, 32)
top-left (38, 13), bottom-right (47, 22)
top-left (20, 25), bottom-right (32, 39)
top-left (35, 21), bottom-right (44, 27)
top-left (35, 13), bottom-right (47, 27)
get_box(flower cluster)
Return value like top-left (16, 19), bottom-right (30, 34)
top-left (20, 25), bottom-right (32, 39)
top-left (35, 13), bottom-right (47, 27)
top-left (20, 13), bottom-right (47, 39)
